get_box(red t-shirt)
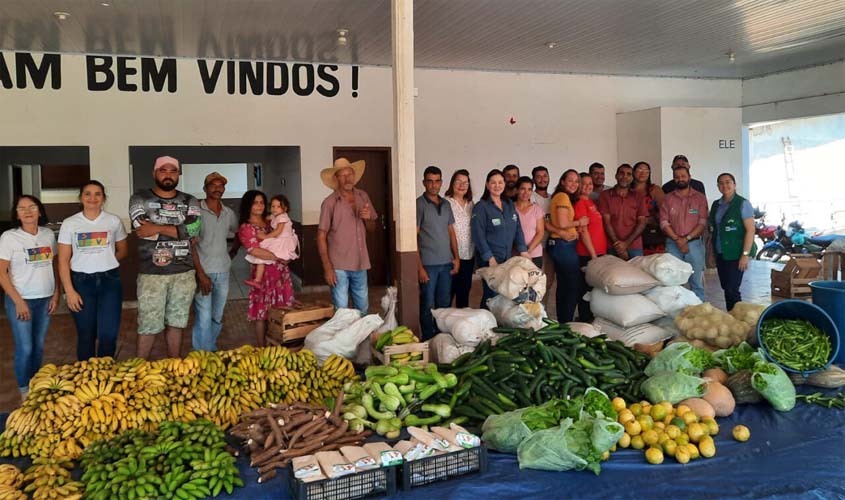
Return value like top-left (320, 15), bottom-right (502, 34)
top-left (574, 198), bottom-right (608, 257)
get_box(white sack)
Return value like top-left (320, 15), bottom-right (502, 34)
top-left (592, 317), bottom-right (674, 347)
top-left (305, 309), bottom-right (384, 363)
top-left (476, 256), bottom-right (546, 302)
top-left (643, 286), bottom-right (702, 318)
top-left (566, 322), bottom-right (602, 338)
top-left (629, 253), bottom-right (694, 287)
top-left (585, 255), bottom-right (658, 295)
top-left (431, 308), bottom-right (498, 347)
top-left (486, 295), bottom-right (546, 330)
top-left (355, 287), bottom-right (399, 365)
top-left (430, 333), bottom-right (474, 364)
top-left (588, 289), bottom-right (664, 327)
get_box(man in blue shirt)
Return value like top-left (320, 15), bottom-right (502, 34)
top-left (416, 166), bottom-right (460, 340)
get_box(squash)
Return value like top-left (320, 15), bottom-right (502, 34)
top-left (725, 370), bottom-right (763, 404)
top-left (677, 398), bottom-right (715, 419)
top-left (703, 368), bottom-right (728, 385)
top-left (702, 381), bottom-right (736, 417)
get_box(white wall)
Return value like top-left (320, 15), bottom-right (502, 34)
top-left (616, 108), bottom-right (662, 182)
top-left (742, 61), bottom-right (845, 124)
top-left (660, 107), bottom-right (744, 200)
top-left (0, 53), bottom-right (743, 224)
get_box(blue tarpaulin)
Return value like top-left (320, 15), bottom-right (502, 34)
top-left (3, 396), bottom-right (845, 499)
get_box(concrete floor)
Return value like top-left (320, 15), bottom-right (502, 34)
top-left (0, 260), bottom-right (781, 412)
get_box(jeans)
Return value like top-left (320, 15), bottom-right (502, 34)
top-left (71, 269), bottom-right (123, 360)
top-left (666, 238), bottom-right (706, 301)
top-left (451, 258), bottom-right (474, 308)
top-left (420, 264), bottom-right (453, 341)
top-left (716, 254), bottom-right (744, 312)
top-left (577, 256), bottom-right (594, 323)
top-left (549, 239), bottom-right (580, 323)
top-left (4, 295), bottom-right (51, 392)
top-left (192, 271), bottom-right (230, 352)
top-left (332, 270), bottom-right (368, 314)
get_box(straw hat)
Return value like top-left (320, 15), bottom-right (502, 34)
top-left (320, 158), bottom-right (366, 191)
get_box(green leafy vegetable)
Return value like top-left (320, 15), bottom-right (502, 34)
top-left (582, 388), bottom-right (617, 421)
top-left (645, 342), bottom-right (715, 377)
top-left (714, 342), bottom-right (763, 374)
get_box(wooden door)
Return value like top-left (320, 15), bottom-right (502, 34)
top-left (12, 166), bottom-right (22, 200)
top-left (333, 147), bottom-right (392, 286)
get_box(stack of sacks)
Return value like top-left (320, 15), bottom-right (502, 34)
top-left (477, 256), bottom-right (548, 328)
top-left (429, 308), bottom-right (498, 363)
top-left (586, 254), bottom-right (699, 347)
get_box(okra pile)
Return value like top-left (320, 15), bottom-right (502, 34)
top-left (442, 321), bottom-right (651, 425)
top-left (759, 318), bottom-right (832, 372)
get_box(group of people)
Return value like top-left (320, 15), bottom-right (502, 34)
top-left (0, 153), bottom-right (755, 399)
top-left (412, 155), bottom-right (756, 339)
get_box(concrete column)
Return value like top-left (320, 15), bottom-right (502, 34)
top-left (391, 0), bottom-right (420, 332)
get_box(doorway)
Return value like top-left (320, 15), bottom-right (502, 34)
top-left (333, 147), bottom-right (392, 286)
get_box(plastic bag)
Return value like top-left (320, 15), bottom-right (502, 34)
top-left (516, 417), bottom-right (615, 475)
top-left (429, 333), bottom-right (474, 364)
top-left (751, 361), bottom-right (796, 411)
top-left (356, 287), bottom-right (399, 364)
top-left (642, 371), bottom-right (707, 404)
top-left (643, 286), bottom-right (702, 318)
top-left (476, 256), bottom-right (546, 302)
top-left (644, 342), bottom-right (715, 377)
top-left (629, 253), bottom-right (694, 287)
top-left (481, 409), bottom-right (533, 453)
top-left (305, 309), bottom-right (383, 364)
top-left (486, 296), bottom-right (546, 330)
top-left (431, 308), bottom-right (497, 347)
top-left (585, 255), bottom-right (658, 295)
top-left (713, 342), bottom-right (764, 374)
top-left (566, 322), bottom-right (602, 339)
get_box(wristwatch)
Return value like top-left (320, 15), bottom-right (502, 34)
top-left (742, 251), bottom-right (750, 256)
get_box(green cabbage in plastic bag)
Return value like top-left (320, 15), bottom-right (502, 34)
top-left (516, 415), bottom-right (622, 475)
top-left (642, 371), bottom-right (707, 404)
top-left (751, 361), bottom-right (796, 411)
top-left (713, 342), bottom-right (764, 374)
top-left (481, 409), bottom-right (532, 453)
top-left (645, 342), bottom-right (716, 377)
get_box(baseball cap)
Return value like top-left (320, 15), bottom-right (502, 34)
top-left (204, 172), bottom-right (228, 186)
top-left (153, 156), bottom-right (180, 172)
top-left (671, 154), bottom-right (689, 168)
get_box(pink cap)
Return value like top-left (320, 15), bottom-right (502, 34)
top-left (153, 156), bottom-right (180, 172)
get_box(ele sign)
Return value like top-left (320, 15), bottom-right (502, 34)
top-left (0, 51), bottom-right (361, 98)
top-left (718, 139), bottom-right (736, 149)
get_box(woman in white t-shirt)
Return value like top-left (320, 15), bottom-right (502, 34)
top-left (58, 181), bottom-right (128, 361)
top-left (444, 169), bottom-right (475, 308)
top-left (0, 195), bottom-right (61, 399)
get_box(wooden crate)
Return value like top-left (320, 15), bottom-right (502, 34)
top-left (267, 302), bottom-right (334, 346)
top-left (771, 254), bottom-right (821, 298)
top-left (821, 251), bottom-right (845, 281)
top-left (370, 333), bottom-right (429, 366)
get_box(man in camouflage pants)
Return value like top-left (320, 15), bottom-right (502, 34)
top-left (129, 156), bottom-right (202, 359)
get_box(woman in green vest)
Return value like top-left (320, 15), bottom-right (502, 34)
top-left (709, 173), bottom-right (756, 311)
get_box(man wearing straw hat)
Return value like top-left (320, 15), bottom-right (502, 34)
top-left (317, 158), bottom-right (378, 314)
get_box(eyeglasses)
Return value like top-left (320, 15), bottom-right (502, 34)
top-left (16, 205), bottom-right (39, 213)
top-left (454, 181), bottom-right (469, 187)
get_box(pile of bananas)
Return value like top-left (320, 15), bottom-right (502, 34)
top-left (22, 458), bottom-right (83, 500)
top-left (81, 420), bottom-right (242, 500)
top-left (0, 464), bottom-right (26, 500)
top-left (374, 326), bottom-right (425, 362)
top-left (0, 346), bottom-right (357, 461)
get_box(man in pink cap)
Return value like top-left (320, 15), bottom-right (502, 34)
top-left (128, 156), bottom-right (202, 359)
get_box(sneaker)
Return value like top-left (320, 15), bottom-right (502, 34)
top-left (244, 279), bottom-right (262, 288)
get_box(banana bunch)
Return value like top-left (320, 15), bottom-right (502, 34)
top-left (0, 346), bottom-right (357, 461)
top-left (0, 464), bottom-right (24, 500)
top-left (374, 326), bottom-right (425, 362)
top-left (22, 457), bottom-right (83, 500)
top-left (81, 420), bottom-right (242, 500)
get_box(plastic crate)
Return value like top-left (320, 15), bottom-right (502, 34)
top-left (288, 464), bottom-right (397, 500)
top-left (399, 445), bottom-right (488, 490)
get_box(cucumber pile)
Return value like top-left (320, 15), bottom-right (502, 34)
top-left (442, 321), bottom-right (651, 425)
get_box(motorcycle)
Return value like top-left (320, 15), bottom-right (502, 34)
top-left (757, 219), bottom-right (845, 261)
top-left (754, 207), bottom-right (777, 247)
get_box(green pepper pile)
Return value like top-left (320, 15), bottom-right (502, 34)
top-left (760, 319), bottom-right (832, 372)
top-left (340, 364), bottom-right (459, 438)
top-left (443, 321), bottom-right (650, 426)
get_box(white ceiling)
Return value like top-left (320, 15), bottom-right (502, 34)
top-left (1, 0), bottom-right (844, 78)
